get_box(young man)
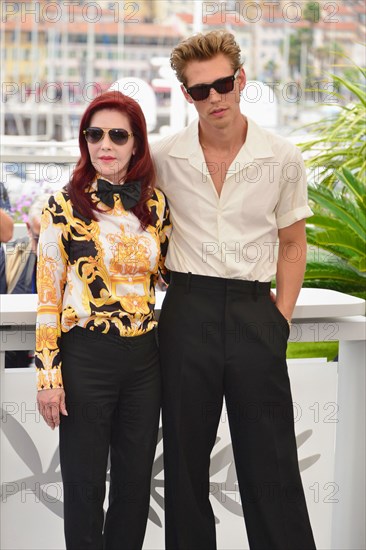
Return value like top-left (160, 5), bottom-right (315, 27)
top-left (152, 31), bottom-right (316, 550)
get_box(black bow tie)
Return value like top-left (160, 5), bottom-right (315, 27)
top-left (95, 178), bottom-right (141, 210)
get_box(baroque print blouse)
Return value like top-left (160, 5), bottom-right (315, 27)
top-left (35, 182), bottom-right (171, 391)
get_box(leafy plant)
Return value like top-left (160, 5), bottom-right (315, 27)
top-left (300, 65), bottom-right (366, 188)
top-left (299, 62), bottom-right (366, 298)
top-left (304, 168), bottom-right (366, 298)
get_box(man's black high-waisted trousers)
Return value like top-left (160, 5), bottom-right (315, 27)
top-left (158, 271), bottom-right (316, 550)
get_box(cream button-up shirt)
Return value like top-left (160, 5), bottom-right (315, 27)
top-left (152, 117), bottom-right (313, 282)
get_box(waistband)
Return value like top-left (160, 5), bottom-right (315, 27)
top-left (169, 271), bottom-right (271, 296)
top-left (62, 324), bottom-right (156, 348)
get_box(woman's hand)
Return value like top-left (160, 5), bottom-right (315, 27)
top-left (37, 388), bottom-right (68, 430)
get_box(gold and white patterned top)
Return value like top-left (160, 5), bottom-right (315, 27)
top-left (35, 182), bottom-right (171, 390)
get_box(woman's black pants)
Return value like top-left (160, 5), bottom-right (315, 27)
top-left (59, 326), bottom-right (160, 550)
top-left (158, 272), bottom-right (316, 550)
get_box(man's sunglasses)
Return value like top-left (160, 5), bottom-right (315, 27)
top-left (185, 70), bottom-right (240, 101)
top-left (83, 127), bottom-right (134, 145)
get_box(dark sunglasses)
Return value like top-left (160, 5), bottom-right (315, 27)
top-left (185, 70), bottom-right (239, 101)
top-left (83, 127), bottom-right (134, 145)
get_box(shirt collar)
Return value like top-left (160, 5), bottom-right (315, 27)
top-left (240, 117), bottom-right (275, 160)
top-left (168, 117), bottom-right (274, 165)
top-left (168, 119), bottom-right (201, 159)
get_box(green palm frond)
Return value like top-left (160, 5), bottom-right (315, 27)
top-left (336, 168), bottom-right (366, 211)
top-left (304, 261), bottom-right (366, 296)
top-left (331, 73), bottom-right (366, 106)
top-left (307, 230), bottom-right (365, 271)
top-left (301, 62), bottom-right (366, 296)
top-left (299, 63), bottom-right (366, 189)
top-left (307, 165), bottom-right (366, 274)
top-left (308, 187), bottom-right (366, 239)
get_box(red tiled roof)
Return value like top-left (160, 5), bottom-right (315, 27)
top-left (317, 21), bottom-right (358, 31)
top-left (176, 12), bottom-right (246, 27)
top-left (4, 17), bottom-right (183, 37)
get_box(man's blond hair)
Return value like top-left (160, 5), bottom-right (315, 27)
top-left (170, 30), bottom-right (242, 85)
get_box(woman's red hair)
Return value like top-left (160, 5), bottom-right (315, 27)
top-left (67, 90), bottom-right (155, 228)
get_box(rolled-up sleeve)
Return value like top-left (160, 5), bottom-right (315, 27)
top-left (275, 147), bottom-right (313, 229)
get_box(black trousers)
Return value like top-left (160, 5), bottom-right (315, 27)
top-left (158, 272), bottom-right (316, 550)
top-left (59, 326), bottom-right (160, 550)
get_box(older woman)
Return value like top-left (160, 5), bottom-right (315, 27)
top-left (36, 91), bottom-right (170, 550)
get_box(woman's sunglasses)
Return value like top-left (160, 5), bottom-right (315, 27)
top-left (185, 70), bottom-right (239, 102)
top-left (83, 127), bottom-right (134, 145)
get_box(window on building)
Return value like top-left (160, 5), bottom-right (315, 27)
top-left (69, 34), bottom-right (87, 44)
top-left (96, 34), bottom-right (117, 45)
